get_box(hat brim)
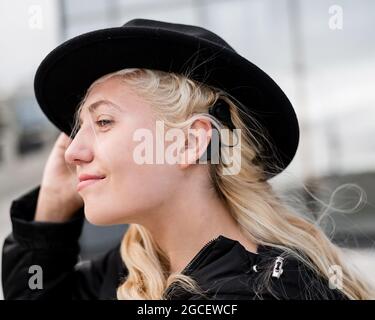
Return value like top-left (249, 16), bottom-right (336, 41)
top-left (34, 25), bottom-right (299, 179)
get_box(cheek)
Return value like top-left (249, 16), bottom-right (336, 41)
top-left (112, 158), bottom-right (178, 204)
top-left (105, 124), bottom-right (174, 197)
top-left (84, 118), bottom-right (180, 224)
top-left (85, 165), bottom-right (179, 225)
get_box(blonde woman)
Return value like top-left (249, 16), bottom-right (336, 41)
top-left (2, 19), bottom-right (373, 300)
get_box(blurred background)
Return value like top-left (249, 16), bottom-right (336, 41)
top-left (0, 0), bottom-right (374, 299)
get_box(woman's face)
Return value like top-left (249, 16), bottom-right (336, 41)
top-left (64, 76), bottom-right (185, 225)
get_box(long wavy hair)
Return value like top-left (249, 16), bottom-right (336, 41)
top-left (70, 68), bottom-right (374, 300)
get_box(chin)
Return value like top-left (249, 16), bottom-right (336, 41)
top-left (83, 208), bottom-right (117, 226)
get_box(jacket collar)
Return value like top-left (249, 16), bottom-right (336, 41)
top-left (181, 235), bottom-right (263, 275)
top-left (164, 235), bottom-right (272, 299)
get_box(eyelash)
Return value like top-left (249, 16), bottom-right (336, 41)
top-left (96, 119), bottom-right (113, 128)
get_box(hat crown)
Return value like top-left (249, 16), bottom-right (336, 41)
top-left (123, 18), bottom-right (235, 51)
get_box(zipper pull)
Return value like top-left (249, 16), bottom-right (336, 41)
top-left (272, 256), bottom-right (284, 278)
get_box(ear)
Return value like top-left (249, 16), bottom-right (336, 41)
top-left (179, 118), bottom-right (212, 169)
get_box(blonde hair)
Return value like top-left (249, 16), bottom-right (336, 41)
top-left (71, 68), bottom-right (375, 300)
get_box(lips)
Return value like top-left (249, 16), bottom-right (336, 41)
top-left (77, 174), bottom-right (106, 192)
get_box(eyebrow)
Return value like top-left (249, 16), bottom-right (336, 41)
top-left (78, 99), bottom-right (121, 125)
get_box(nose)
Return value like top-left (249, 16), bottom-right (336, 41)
top-left (64, 129), bottom-right (94, 166)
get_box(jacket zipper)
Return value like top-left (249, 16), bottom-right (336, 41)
top-left (181, 235), bottom-right (221, 274)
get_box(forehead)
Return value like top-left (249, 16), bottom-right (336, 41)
top-left (77, 77), bottom-right (128, 120)
top-left (77, 76), bottom-right (154, 124)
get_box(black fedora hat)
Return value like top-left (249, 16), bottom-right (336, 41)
top-left (34, 18), bottom-right (299, 179)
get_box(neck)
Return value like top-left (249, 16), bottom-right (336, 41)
top-left (138, 181), bottom-right (257, 274)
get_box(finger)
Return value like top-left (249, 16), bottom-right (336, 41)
top-left (56, 133), bottom-right (72, 150)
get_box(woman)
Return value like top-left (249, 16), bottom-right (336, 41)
top-left (2, 19), bottom-right (373, 300)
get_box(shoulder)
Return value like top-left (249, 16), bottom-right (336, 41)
top-left (251, 245), bottom-right (349, 300)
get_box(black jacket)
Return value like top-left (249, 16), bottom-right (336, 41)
top-left (2, 185), bottom-right (348, 300)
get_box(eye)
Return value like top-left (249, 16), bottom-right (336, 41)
top-left (96, 119), bottom-right (113, 128)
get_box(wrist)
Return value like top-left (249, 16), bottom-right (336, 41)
top-left (35, 188), bottom-right (80, 222)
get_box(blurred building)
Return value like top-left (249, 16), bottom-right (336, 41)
top-left (0, 0), bottom-right (374, 258)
